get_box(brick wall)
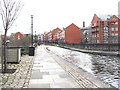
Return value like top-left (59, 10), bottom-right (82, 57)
top-left (65, 23), bottom-right (81, 44)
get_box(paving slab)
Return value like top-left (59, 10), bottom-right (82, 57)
top-left (28, 45), bottom-right (81, 88)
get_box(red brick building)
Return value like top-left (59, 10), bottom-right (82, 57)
top-left (40, 34), bottom-right (44, 42)
top-left (52, 28), bottom-right (61, 40)
top-left (91, 14), bottom-right (119, 44)
top-left (48, 31), bottom-right (52, 42)
top-left (43, 32), bottom-right (48, 42)
top-left (65, 23), bottom-right (81, 44)
top-left (57, 28), bottom-right (65, 43)
top-left (53, 32), bottom-right (57, 41)
top-left (12, 32), bottom-right (24, 40)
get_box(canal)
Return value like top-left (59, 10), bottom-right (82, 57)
top-left (46, 45), bottom-right (120, 88)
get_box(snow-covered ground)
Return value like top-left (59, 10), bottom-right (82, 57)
top-left (45, 45), bottom-right (119, 88)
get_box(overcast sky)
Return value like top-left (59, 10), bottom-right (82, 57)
top-left (0, 0), bottom-right (120, 35)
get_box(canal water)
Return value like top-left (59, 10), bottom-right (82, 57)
top-left (47, 45), bottom-right (120, 88)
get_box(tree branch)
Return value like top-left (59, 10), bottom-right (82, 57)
top-left (0, 0), bottom-right (23, 35)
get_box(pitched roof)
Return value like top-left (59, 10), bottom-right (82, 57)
top-left (65, 23), bottom-right (80, 30)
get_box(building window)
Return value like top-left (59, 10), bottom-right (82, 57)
top-left (104, 33), bottom-right (108, 36)
top-left (18, 35), bottom-right (20, 40)
top-left (97, 40), bottom-right (99, 43)
top-left (111, 22), bottom-right (114, 25)
top-left (116, 28), bottom-right (118, 31)
top-left (112, 39), bottom-right (114, 43)
top-left (104, 27), bottom-right (108, 32)
top-left (97, 28), bottom-right (99, 31)
top-left (115, 33), bottom-right (118, 36)
top-left (95, 34), bottom-right (96, 37)
top-left (111, 33), bottom-right (114, 36)
top-left (115, 39), bottom-right (118, 43)
top-left (104, 40), bottom-right (108, 43)
top-left (115, 22), bottom-right (118, 24)
top-left (111, 28), bottom-right (114, 31)
top-left (94, 23), bottom-right (96, 26)
top-left (104, 33), bottom-right (108, 39)
top-left (97, 21), bottom-right (99, 25)
top-left (97, 34), bottom-right (99, 37)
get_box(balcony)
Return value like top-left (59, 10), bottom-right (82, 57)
top-left (92, 25), bottom-right (99, 28)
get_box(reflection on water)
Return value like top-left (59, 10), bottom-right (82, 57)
top-left (91, 55), bottom-right (119, 88)
top-left (47, 46), bottom-right (119, 88)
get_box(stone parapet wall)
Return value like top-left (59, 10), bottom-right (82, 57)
top-left (59, 43), bottom-right (120, 51)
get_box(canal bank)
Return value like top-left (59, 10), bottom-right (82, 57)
top-left (45, 45), bottom-right (119, 89)
top-left (45, 45), bottom-right (118, 89)
top-left (56, 45), bottom-right (120, 56)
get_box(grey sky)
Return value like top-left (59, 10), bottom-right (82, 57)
top-left (0, 0), bottom-right (119, 35)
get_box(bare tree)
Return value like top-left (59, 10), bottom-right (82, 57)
top-left (0, 0), bottom-right (23, 73)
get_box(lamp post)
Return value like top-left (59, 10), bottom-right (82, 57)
top-left (35, 31), bottom-right (37, 44)
top-left (31, 15), bottom-right (33, 46)
top-left (29, 15), bottom-right (35, 56)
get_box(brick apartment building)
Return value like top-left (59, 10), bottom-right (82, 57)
top-left (48, 31), bottom-right (52, 42)
top-left (43, 32), bottom-right (49, 42)
top-left (57, 28), bottom-right (65, 43)
top-left (52, 28), bottom-right (61, 40)
top-left (40, 14), bottom-right (120, 45)
top-left (91, 14), bottom-right (119, 44)
top-left (65, 23), bottom-right (81, 44)
top-left (47, 28), bottom-right (61, 42)
top-left (53, 32), bottom-right (57, 41)
top-left (40, 34), bottom-right (44, 42)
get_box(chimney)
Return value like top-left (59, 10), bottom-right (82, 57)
top-left (83, 21), bottom-right (85, 27)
